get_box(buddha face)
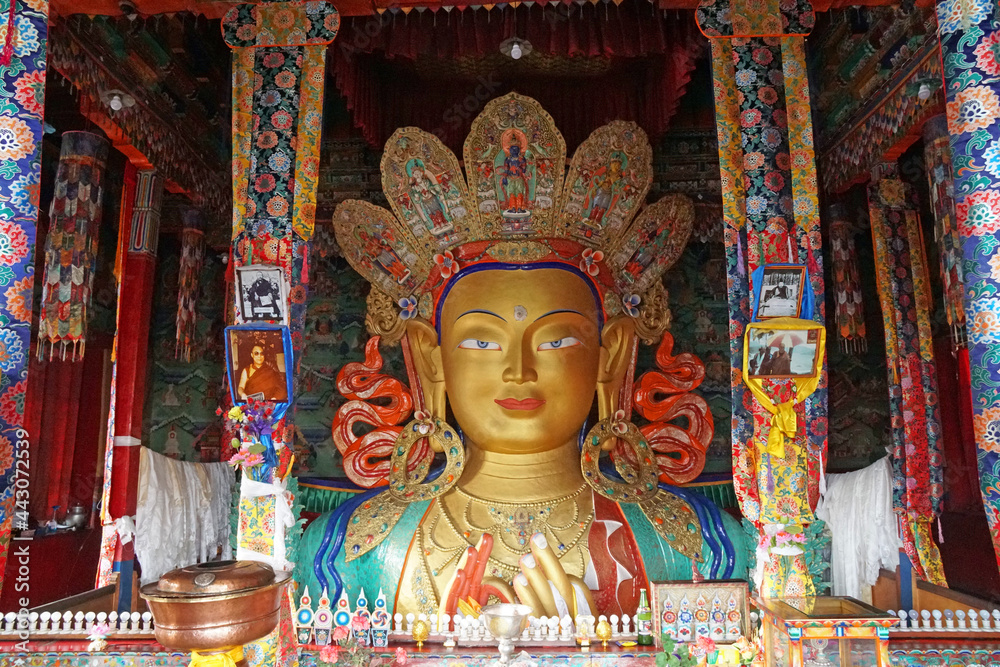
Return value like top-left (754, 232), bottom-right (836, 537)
top-left (435, 268), bottom-right (604, 455)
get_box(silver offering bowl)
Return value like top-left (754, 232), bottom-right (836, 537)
top-left (64, 504), bottom-right (88, 530)
top-left (481, 603), bottom-right (533, 665)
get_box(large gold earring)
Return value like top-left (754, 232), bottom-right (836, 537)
top-left (580, 410), bottom-right (659, 502)
top-left (346, 412), bottom-right (465, 561)
top-left (388, 411), bottom-right (465, 502)
top-left (581, 410), bottom-right (705, 561)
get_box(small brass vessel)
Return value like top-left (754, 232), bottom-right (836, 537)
top-left (140, 560), bottom-right (291, 666)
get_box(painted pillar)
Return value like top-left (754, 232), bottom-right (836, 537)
top-left (866, 162), bottom-right (947, 585)
top-left (699, 0), bottom-right (827, 595)
top-left (934, 0), bottom-right (1000, 568)
top-left (0, 0), bottom-right (49, 598)
top-left (222, 4), bottom-right (338, 665)
top-left (95, 168), bottom-right (163, 612)
top-left (223, 2), bottom-right (339, 337)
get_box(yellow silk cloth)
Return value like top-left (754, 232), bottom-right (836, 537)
top-left (190, 647), bottom-right (244, 667)
top-left (760, 550), bottom-right (817, 598)
top-left (906, 517), bottom-right (948, 587)
top-left (741, 317), bottom-right (827, 458)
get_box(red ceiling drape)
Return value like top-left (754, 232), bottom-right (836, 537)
top-left (330, 3), bottom-right (704, 152)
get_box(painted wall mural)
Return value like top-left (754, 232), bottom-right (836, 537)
top-left (143, 244), bottom-right (227, 463)
top-left (658, 238), bottom-right (734, 474)
top-left (824, 221), bottom-right (893, 473)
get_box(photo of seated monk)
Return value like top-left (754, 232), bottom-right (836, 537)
top-left (757, 266), bottom-right (805, 319)
top-left (228, 329), bottom-right (289, 403)
top-left (747, 329), bottom-right (818, 379)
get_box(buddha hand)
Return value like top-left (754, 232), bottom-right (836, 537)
top-left (514, 533), bottom-right (597, 619)
top-left (440, 532), bottom-right (597, 622)
top-left (441, 534), bottom-right (518, 620)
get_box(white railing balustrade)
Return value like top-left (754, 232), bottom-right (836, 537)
top-left (884, 608), bottom-right (1000, 632)
top-left (0, 608), bottom-right (154, 637)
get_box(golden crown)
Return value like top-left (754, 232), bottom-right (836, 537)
top-left (333, 93), bottom-right (694, 338)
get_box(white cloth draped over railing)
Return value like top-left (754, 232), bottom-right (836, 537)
top-left (135, 446), bottom-right (235, 585)
top-left (816, 456), bottom-right (901, 598)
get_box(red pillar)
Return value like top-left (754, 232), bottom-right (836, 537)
top-left (98, 168), bottom-right (163, 611)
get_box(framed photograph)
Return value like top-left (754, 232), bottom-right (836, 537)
top-left (651, 580), bottom-right (750, 646)
top-left (755, 265), bottom-right (806, 319)
top-left (746, 326), bottom-right (821, 379)
top-left (236, 264), bottom-right (288, 324)
top-left (225, 325), bottom-right (293, 404)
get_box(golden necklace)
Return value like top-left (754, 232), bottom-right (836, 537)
top-left (429, 485), bottom-right (593, 579)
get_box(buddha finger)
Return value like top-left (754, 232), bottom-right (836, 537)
top-left (456, 546), bottom-right (479, 602)
top-left (513, 573), bottom-right (545, 618)
top-left (443, 566), bottom-right (469, 620)
top-left (566, 575), bottom-right (598, 617)
top-left (519, 553), bottom-right (558, 617)
top-left (469, 534), bottom-right (494, 601)
top-left (529, 533), bottom-right (576, 617)
top-left (480, 576), bottom-right (516, 606)
top-left (439, 546), bottom-right (477, 620)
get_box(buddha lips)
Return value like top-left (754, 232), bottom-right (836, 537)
top-left (495, 398), bottom-right (546, 410)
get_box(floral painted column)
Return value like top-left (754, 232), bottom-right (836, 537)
top-left (698, 0), bottom-right (828, 596)
top-left (224, 1), bottom-right (338, 339)
top-left (223, 4), bottom-right (338, 665)
top-left (0, 0), bottom-right (48, 597)
top-left (935, 0), bottom-right (1000, 568)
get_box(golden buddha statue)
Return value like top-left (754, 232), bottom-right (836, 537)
top-left (297, 94), bottom-right (750, 620)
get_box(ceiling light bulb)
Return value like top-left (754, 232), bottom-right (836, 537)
top-left (510, 42), bottom-right (522, 60)
top-left (917, 83), bottom-right (931, 100)
top-left (109, 94), bottom-right (123, 111)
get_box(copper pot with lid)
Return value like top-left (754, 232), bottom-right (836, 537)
top-left (140, 560), bottom-right (291, 660)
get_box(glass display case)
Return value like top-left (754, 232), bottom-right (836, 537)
top-left (756, 597), bottom-right (898, 667)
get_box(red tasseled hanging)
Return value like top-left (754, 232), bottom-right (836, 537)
top-left (0, 1), bottom-right (16, 68)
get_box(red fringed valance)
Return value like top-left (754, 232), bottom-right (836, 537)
top-left (330, 3), bottom-right (704, 152)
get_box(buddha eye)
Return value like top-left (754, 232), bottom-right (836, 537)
top-left (457, 339), bottom-right (501, 351)
top-left (537, 337), bottom-right (581, 351)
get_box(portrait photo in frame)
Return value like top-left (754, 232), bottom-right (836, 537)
top-left (746, 326), bottom-right (821, 379)
top-left (225, 325), bottom-right (293, 404)
top-left (754, 265), bottom-right (806, 320)
top-left (651, 580), bottom-right (750, 646)
top-left (236, 264), bottom-right (288, 324)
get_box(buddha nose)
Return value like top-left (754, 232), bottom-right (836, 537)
top-left (501, 349), bottom-right (538, 384)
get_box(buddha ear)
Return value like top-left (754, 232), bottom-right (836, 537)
top-left (404, 318), bottom-right (447, 419)
top-left (596, 315), bottom-right (637, 421)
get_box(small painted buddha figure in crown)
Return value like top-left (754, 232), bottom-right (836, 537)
top-left (298, 94), bottom-right (750, 620)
